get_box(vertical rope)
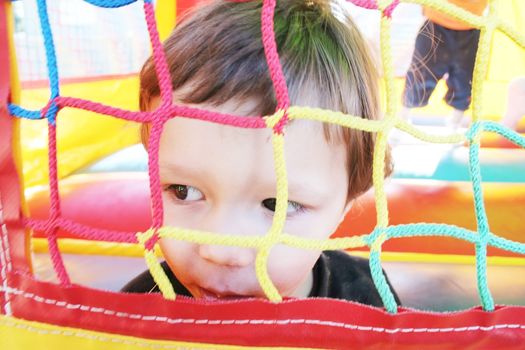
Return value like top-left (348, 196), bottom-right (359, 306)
top-left (470, 26), bottom-right (493, 124)
top-left (137, 229), bottom-right (176, 299)
top-left (466, 123), bottom-right (494, 311)
top-left (261, 0), bottom-right (289, 111)
top-left (4, 0), bottom-right (525, 315)
top-left (147, 117), bottom-right (166, 230)
top-left (369, 7), bottom-right (397, 313)
top-left (36, 0), bottom-right (59, 123)
top-left (255, 130), bottom-right (289, 301)
top-left (46, 123), bottom-right (71, 285)
top-left (35, 0), bottom-right (70, 285)
top-left (466, 2), bottom-right (497, 311)
top-left (143, 0), bottom-right (173, 108)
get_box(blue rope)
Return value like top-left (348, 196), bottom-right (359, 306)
top-left (83, 0), bottom-right (138, 8)
top-left (36, 0), bottom-right (60, 125)
top-left (8, 105), bottom-right (42, 120)
top-left (7, 0), bottom-right (525, 315)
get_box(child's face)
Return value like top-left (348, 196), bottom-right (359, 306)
top-left (157, 97), bottom-right (350, 300)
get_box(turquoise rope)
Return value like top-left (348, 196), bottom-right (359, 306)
top-left (386, 223), bottom-right (479, 243)
top-left (6, 0), bottom-right (525, 314)
top-left (369, 250), bottom-right (398, 313)
top-left (484, 121), bottom-right (525, 148)
top-left (466, 122), bottom-right (494, 311)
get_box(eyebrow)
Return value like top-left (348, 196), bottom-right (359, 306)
top-left (158, 162), bottom-right (210, 181)
top-left (286, 180), bottom-right (329, 204)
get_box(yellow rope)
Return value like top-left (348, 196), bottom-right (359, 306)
top-left (254, 131), bottom-right (289, 301)
top-left (137, 229), bottom-right (175, 299)
top-left (134, 0), bottom-right (525, 306)
top-left (288, 107), bottom-right (386, 132)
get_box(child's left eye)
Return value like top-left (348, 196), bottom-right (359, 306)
top-left (261, 198), bottom-right (305, 214)
top-left (165, 184), bottom-right (204, 201)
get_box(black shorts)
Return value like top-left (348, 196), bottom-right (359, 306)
top-left (403, 20), bottom-right (480, 111)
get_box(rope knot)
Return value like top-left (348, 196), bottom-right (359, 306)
top-left (264, 109), bottom-right (289, 134)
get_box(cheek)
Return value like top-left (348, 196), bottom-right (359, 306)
top-left (159, 239), bottom-right (196, 281)
top-left (161, 195), bottom-right (178, 226)
top-left (267, 245), bottom-right (321, 294)
top-left (285, 206), bottom-right (345, 240)
top-left (161, 196), bottom-right (201, 229)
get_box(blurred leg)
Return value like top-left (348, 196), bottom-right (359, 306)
top-left (501, 77), bottom-right (525, 131)
top-left (444, 28), bottom-right (480, 129)
top-left (403, 21), bottom-right (448, 116)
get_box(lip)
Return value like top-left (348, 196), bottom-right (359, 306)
top-left (198, 287), bottom-right (252, 301)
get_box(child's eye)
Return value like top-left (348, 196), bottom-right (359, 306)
top-left (165, 184), bottom-right (204, 201)
top-left (261, 198), bottom-right (305, 214)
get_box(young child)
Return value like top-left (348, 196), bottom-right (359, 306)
top-left (401, 0), bottom-right (488, 129)
top-left (122, 0), bottom-right (401, 307)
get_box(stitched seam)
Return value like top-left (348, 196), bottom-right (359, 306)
top-left (0, 194), bottom-right (12, 315)
top-left (2, 286), bottom-right (525, 334)
top-left (0, 198), bottom-right (12, 272)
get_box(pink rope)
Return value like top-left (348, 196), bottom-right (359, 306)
top-left (55, 96), bottom-right (267, 127)
top-left (24, 218), bottom-right (137, 243)
top-left (347, 0), bottom-right (377, 10)
top-left (20, 0), bottom-right (281, 265)
top-left (147, 117), bottom-right (166, 231)
top-left (383, 0), bottom-right (400, 18)
top-left (168, 105), bottom-right (266, 128)
top-left (144, 233), bottom-right (158, 251)
top-left (261, 0), bottom-right (290, 134)
top-left (56, 96), bottom-right (150, 122)
top-left (144, 1), bottom-right (173, 109)
top-left (47, 123), bottom-right (71, 286)
top-left (346, 0), bottom-right (399, 18)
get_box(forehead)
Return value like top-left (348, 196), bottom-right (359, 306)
top-left (158, 114), bottom-right (349, 197)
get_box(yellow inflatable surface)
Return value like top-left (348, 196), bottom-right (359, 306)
top-left (20, 77), bottom-right (141, 188)
top-left (0, 315), bottom-right (313, 350)
top-left (18, 0), bottom-right (525, 189)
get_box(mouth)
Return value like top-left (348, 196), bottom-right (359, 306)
top-left (197, 287), bottom-right (253, 301)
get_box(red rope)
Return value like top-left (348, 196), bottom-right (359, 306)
top-left (46, 122), bottom-right (71, 285)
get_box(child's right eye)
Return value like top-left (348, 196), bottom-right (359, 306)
top-left (261, 198), bottom-right (305, 215)
top-left (165, 184), bottom-right (204, 201)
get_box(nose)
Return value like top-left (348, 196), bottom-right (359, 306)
top-left (198, 244), bottom-right (254, 267)
top-left (197, 207), bottom-right (260, 267)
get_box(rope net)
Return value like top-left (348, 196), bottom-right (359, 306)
top-left (7, 0), bottom-right (525, 314)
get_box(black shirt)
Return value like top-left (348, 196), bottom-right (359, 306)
top-left (121, 250), bottom-right (401, 307)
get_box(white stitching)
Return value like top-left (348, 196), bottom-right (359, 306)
top-left (0, 204), bottom-right (12, 272)
top-left (0, 194), bottom-right (12, 315)
top-left (0, 318), bottom-right (216, 349)
top-left (1, 286), bottom-right (524, 334)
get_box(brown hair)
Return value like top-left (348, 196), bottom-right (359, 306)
top-left (140, 0), bottom-right (392, 200)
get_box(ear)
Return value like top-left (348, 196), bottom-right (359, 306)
top-left (338, 199), bottom-right (354, 226)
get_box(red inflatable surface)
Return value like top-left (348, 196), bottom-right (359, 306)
top-left (27, 173), bottom-right (525, 257)
top-left (336, 180), bottom-right (525, 257)
top-left (4, 271), bottom-right (525, 349)
top-left (2, 2), bottom-right (524, 345)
